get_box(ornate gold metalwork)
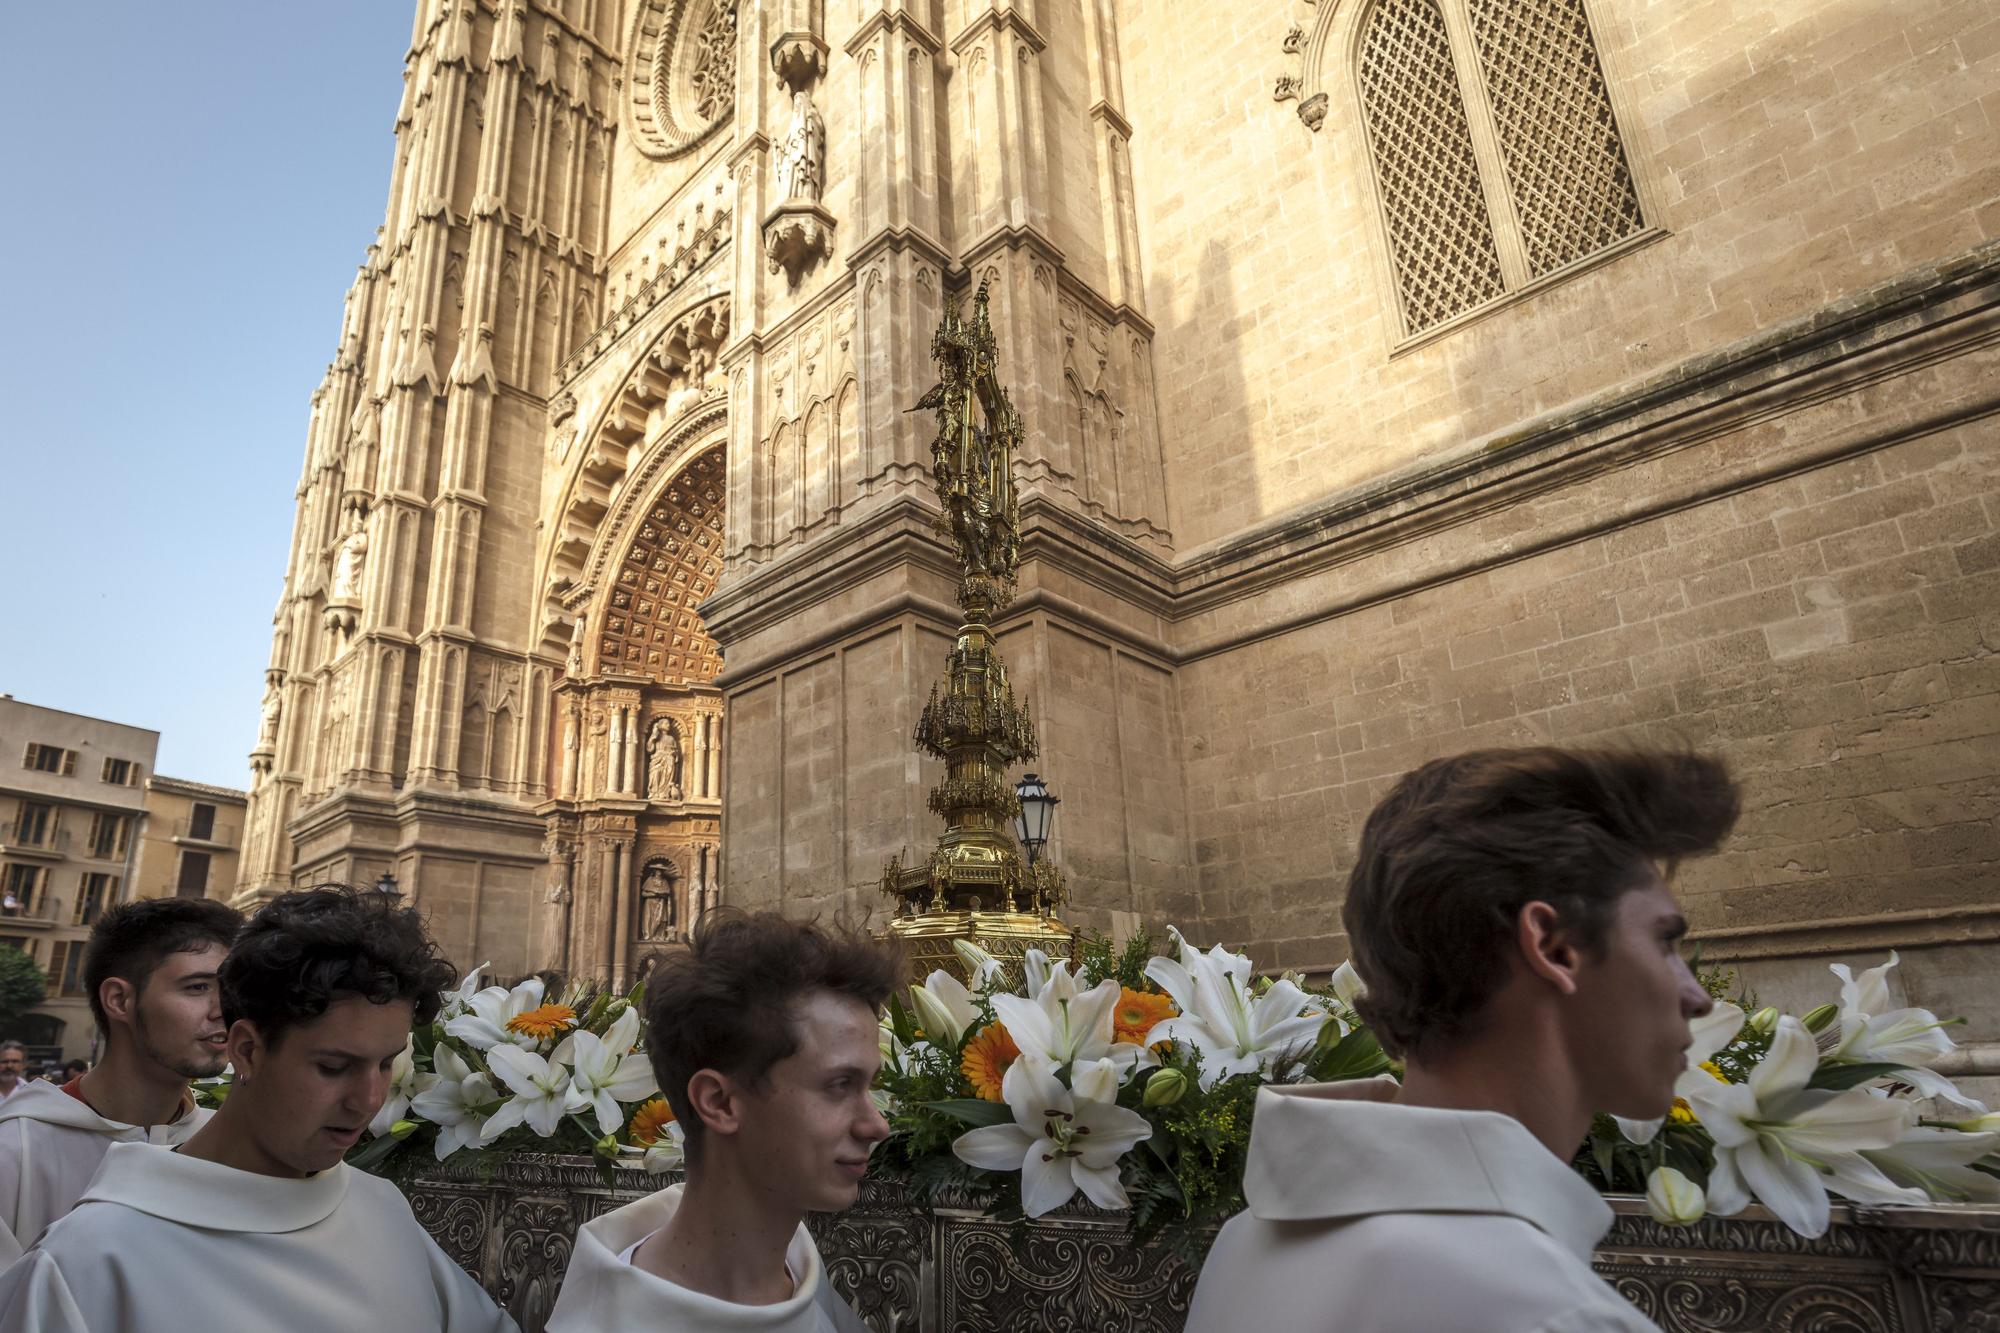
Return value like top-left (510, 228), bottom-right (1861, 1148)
top-left (882, 282), bottom-right (1070, 978)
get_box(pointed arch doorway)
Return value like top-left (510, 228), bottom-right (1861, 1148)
top-left (543, 439), bottom-right (726, 987)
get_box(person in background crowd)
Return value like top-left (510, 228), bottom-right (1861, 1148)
top-left (57, 1061), bottom-right (88, 1083)
top-left (0, 885), bottom-right (517, 1333)
top-left (0, 1047), bottom-right (24, 1105)
top-left (547, 911), bottom-right (893, 1333)
top-left (0, 899), bottom-right (241, 1261)
top-left (1186, 747), bottom-right (1741, 1333)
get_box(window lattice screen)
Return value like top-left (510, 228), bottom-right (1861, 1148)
top-left (1467, 0), bottom-right (1643, 277)
top-left (1358, 0), bottom-right (1507, 333)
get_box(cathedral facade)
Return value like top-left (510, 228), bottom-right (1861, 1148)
top-left (239, 0), bottom-right (2000, 1045)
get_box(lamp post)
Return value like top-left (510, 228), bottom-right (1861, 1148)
top-left (1013, 773), bottom-right (1059, 867)
top-left (374, 870), bottom-right (401, 900)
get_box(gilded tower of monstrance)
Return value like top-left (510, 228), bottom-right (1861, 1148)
top-left (881, 282), bottom-right (1071, 983)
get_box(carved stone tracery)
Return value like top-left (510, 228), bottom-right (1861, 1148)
top-left (626, 0), bottom-right (740, 160)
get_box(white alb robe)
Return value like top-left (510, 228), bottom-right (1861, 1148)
top-left (0, 1078), bottom-right (211, 1262)
top-left (0, 1141), bottom-right (518, 1333)
top-left (1185, 1078), bottom-right (1659, 1332)
top-left (548, 1183), bottom-right (864, 1332)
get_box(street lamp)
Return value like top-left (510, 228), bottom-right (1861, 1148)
top-left (1013, 773), bottom-right (1060, 867)
top-left (374, 870), bottom-right (401, 900)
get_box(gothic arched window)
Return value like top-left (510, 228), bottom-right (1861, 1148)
top-left (625, 0), bottom-right (740, 160)
top-left (1355, 0), bottom-right (1645, 338)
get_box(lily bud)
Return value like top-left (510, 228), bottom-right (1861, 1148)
top-left (1644, 1165), bottom-right (1706, 1227)
top-left (389, 1119), bottom-right (420, 1140)
top-left (1748, 1007), bottom-right (1779, 1035)
top-left (592, 1133), bottom-right (619, 1159)
top-left (1801, 1003), bottom-right (1839, 1033)
top-left (1143, 1067), bottom-right (1188, 1108)
top-left (1949, 1111), bottom-right (2000, 1133)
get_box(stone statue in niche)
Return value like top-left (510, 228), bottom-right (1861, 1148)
top-left (565, 611), bottom-right (588, 677)
top-left (256, 674), bottom-right (284, 750)
top-left (645, 717), bottom-right (683, 802)
top-left (774, 90), bottom-right (824, 202)
top-left (639, 861), bottom-right (676, 938)
top-left (330, 505), bottom-right (369, 602)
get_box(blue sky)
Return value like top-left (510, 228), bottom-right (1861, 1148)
top-left (0, 2), bottom-right (415, 787)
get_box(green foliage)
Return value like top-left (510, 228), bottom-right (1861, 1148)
top-left (1074, 928), bottom-right (1154, 990)
top-left (0, 947), bottom-right (46, 1026)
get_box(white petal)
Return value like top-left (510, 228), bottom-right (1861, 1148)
top-left (1748, 1017), bottom-right (1818, 1100)
top-left (1736, 1136), bottom-right (1831, 1238)
top-left (1687, 1003), bottom-right (1746, 1065)
top-left (602, 1005), bottom-right (641, 1054)
top-left (524, 1092), bottom-right (568, 1138)
top-left (1705, 1148), bottom-right (1750, 1216)
top-left (603, 1056), bottom-right (661, 1104)
top-left (1329, 961), bottom-right (1365, 1005)
top-left (990, 993), bottom-right (1056, 1065)
top-left (1020, 1144), bottom-right (1077, 1218)
top-left (953, 1124), bottom-right (1035, 1172)
top-left (444, 1014), bottom-right (512, 1051)
top-left (1022, 949), bottom-right (1051, 999)
top-left (479, 1098), bottom-right (529, 1142)
top-left (590, 1088), bottom-right (622, 1137)
top-left (1612, 1115), bottom-right (1664, 1146)
top-left (1142, 957), bottom-right (1200, 1020)
top-left (1070, 1160), bottom-right (1131, 1211)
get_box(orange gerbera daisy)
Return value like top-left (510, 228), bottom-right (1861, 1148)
top-left (961, 1022), bottom-right (1021, 1101)
top-left (1112, 987), bottom-right (1177, 1047)
top-left (505, 1003), bottom-right (578, 1042)
top-left (627, 1097), bottom-right (676, 1147)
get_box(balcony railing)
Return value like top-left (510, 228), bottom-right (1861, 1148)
top-left (171, 818), bottom-right (239, 846)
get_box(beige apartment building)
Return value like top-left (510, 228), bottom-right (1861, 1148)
top-left (0, 697), bottom-right (155, 1062)
top-left (239, 0), bottom-right (2000, 1084)
top-left (132, 776), bottom-right (247, 904)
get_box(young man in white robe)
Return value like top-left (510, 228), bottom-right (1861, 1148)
top-left (1187, 747), bottom-right (1743, 1333)
top-left (0, 885), bottom-right (518, 1333)
top-left (0, 897), bottom-right (241, 1260)
top-left (547, 912), bottom-right (893, 1332)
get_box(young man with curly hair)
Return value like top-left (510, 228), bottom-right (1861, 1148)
top-left (0, 898), bottom-right (241, 1261)
top-left (0, 885), bottom-right (517, 1333)
top-left (1187, 746), bottom-right (1740, 1333)
top-left (548, 910), bottom-right (899, 1332)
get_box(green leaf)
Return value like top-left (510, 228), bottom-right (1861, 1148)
top-left (1310, 1027), bottom-right (1392, 1082)
top-left (345, 1129), bottom-right (408, 1172)
top-left (922, 1098), bottom-right (1014, 1128)
top-left (1806, 1061), bottom-right (1909, 1091)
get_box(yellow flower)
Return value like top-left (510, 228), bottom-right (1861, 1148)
top-left (961, 1022), bottom-right (1021, 1101)
top-left (1668, 1097), bottom-right (1695, 1125)
top-left (627, 1097), bottom-right (676, 1147)
top-left (1112, 987), bottom-right (1177, 1047)
top-left (1699, 1060), bottom-right (1727, 1082)
top-left (505, 1003), bottom-right (579, 1042)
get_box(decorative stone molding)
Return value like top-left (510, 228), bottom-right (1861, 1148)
top-left (404, 1155), bottom-right (2000, 1333)
top-left (764, 200), bottom-right (836, 281)
top-left (770, 31), bottom-right (827, 89)
top-left (623, 0), bottom-right (739, 161)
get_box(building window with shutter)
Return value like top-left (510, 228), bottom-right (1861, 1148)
top-left (101, 757), bottom-right (139, 786)
top-left (176, 851), bottom-right (211, 899)
top-left (74, 873), bottom-right (116, 927)
top-left (87, 814), bottom-right (130, 860)
top-left (22, 744), bottom-right (75, 776)
top-left (45, 941), bottom-right (87, 998)
top-left (189, 803), bottom-right (216, 841)
top-left (11, 803), bottom-right (55, 847)
top-left (2, 865), bottom-right (46, 917)
top-left (1354, 0), bottom-right (1648, 340)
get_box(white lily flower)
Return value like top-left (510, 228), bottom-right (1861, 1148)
top-left (1827, 953), bottom-right (1978, 1106)
top-left (554, 1007), bottom-right (660, 1135)
top-left (444, 976), bottom-right (548, 1052)
top-left (909, 970), bottom-right (984, 1049)
top-left (953, 939), bottom-right (1007, 990)
top-left (410, 1045), bottom-right (501, 1160)
top-left (1614, 1001), bottom-right (1746, 1145)
top-left (990, 962), bottom-right (1154, 1075)
top-left (1860, 1125), bottom-right (2000, 1203)
top-left (439, 963), bottom-right (490, 1021)
top-left (1684, 1016), bottom-right (1922, 1236)
top-left (1329, 960), bottom-right (1366, 1007)
top-left (1142, 927), bottom-right (1321, 1089)
top-left (480, 1044), bottom-right (587, 1140)
top-left (1021, 948), bottom-right (1052, 1000)
top-left (1644, 1166), bottom-right (1705, 1226)
top-left (367, 1037), bottom-right (439, 1138)
top-left (952, 1054), bottom-right (1153, 1218)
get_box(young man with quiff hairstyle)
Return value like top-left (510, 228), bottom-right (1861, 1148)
top-left (548, 911), bottom-right (896, 1332)
top-left (0, 898), bottom-right (241, 1261)
top-left (1186, 746), bottom-right (1741, 1333)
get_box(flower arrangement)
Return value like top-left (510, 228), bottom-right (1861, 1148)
top-left (872, 931), bottom-right (2000, 1245)
top-left (341, 966), bottom-right (682, 1179)
top-left (199, 932), bottom-right (1993, 1247)
top-left (1580, 952), bottom-right (1999, 1236)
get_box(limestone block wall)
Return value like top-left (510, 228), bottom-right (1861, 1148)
top-left (1122, 0), bottom-right (2000, 552)
top-left (1172, 253), bottom-right (2000, 1038)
